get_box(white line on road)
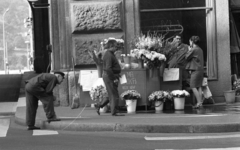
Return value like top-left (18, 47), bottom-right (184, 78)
top-left (145, 134), bottom-right (240, 141)
top-left (0, 119), bottom-right (10, 137)
top-left (155, 147), bottom-right (240, 150)
top-left (33, 130), bottom-right (58, 136)
top-left (132, 114), bottom-right (226, 119)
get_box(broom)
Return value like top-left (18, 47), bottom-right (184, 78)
top-left (71, 57), bottom-right (80, 109)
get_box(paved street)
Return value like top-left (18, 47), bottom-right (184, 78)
top-left (1, 116), bottom-right (240, 150)
top-left (1, 98), bottom-right (240, 149)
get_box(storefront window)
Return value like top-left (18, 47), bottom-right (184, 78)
top-left (139, 0), bottom-right (217, 79)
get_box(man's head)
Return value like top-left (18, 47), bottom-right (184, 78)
top-left (106, 39), bottom-right (118, 52)
top-left (174, 34), bottom-right (182, 46)
top-left (54, 71), bottom-right (65, 84)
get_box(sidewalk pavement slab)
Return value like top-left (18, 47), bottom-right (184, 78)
top-left (14, 98), bottom-right (240, 133)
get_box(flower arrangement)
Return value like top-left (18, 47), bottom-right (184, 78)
top-left (148, 91), bottom-right (172, 102)
top-left (89, 85), bottom-right (108, 102)
top-left (130, 48), bottom-right (166, 68)
top-left (171, 90), bottom-right (190, 98)
top-left (233, 79), bottom-right (240, 96)
top-left (131, 32), bottom-right (164, 51)
top-left (120, 90), bottom-right (141, 100)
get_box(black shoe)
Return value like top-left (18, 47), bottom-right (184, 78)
top-left (27, 126), bottom-right (41, 130)
top-left (112, 113), bottom-right (125, 116)
top-left (94, 103), bottom-right (100, 115)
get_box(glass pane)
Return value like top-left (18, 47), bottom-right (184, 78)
top-left (140, 10), bottom-right (207, 64)
top-left (140, 0), bottom-right (205, 10)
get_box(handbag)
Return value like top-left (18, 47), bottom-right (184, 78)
top-left (163, 68), bottom-right (179, 81)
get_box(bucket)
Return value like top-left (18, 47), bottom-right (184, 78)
top-left (173, 97), bottom-right (185, 110)
top-left (126, 100), bottom-right (137, 113)
top-left (224, 90), bottom-right (236, 103)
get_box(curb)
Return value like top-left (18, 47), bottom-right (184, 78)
top-left (14, 115), bottom-right (240, 133)
top-left (0, 112), bottom-right (15, 116)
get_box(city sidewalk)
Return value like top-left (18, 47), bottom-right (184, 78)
top-left (12, 97), bottom-right (240, 133)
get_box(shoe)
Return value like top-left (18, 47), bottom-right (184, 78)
top-left (112, 113), bottom-right (125, 116)
top-left (27, 126), bottom-right (41, 130)
top-left (192, 103), bottom-right (202, 109)
top-left (94, 103), bottom-right (100, 115)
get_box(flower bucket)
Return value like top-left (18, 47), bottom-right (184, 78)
top-left (97, 65), bottom-right (103, 78)
top-left (173, 97), bottom-right (185, 110)
top-left (137, 59), bottom-right (144, 69)
top-left (155, 101), bottom-right (164, 111)
top-left (126, 99), bottom-right (137, 113)
top-left (224, 90), bottom-right (236, 103)
top-left (159, 62), bottom-right (166, 77)
top-left (99, 106), bottom-right (108, 113)
top-left (164, 100), bottom-right (173, 110)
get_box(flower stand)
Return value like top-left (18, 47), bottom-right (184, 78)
top-left (126, 99), bottom-right (137, 113)
top-left (173, 97), bottom-right (185, 110)
top-left (155, 101), bottom-right (164, 111)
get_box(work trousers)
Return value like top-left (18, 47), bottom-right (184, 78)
top-left (25, 83), bottom-right (56, 126)
top-left (102, 74), bottom-right (119, 115)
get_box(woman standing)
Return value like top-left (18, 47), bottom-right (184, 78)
top-left (185, 36), bottom-right (204, 109)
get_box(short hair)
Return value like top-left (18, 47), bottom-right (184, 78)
top-left (190, 36), bottom-right (200, 45)
top-left (54, 71), bottom-right (65, 79)
top-left (106, 39), bottom-right (118, 49)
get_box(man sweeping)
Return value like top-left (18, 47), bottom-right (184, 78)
top-left (25, 71), bottom-right (65, 130)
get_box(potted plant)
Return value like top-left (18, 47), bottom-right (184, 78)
top-left (148, 91), bottom-right (172, 112)
top-left (89, 85), bottom-right (109, 113)
top-left (171, 90), bottom-right (190, 110)
top-left (120, 90), bottom-right (141, 113)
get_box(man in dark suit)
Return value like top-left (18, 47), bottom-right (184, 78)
top-left (95, 39), bottom-right (124, 116)
top-left (25, 71), bottom-right (65, 130)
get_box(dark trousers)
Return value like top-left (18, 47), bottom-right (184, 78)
top-left (102, 74), bottom-right (119, 115)
top-left (25, 83), bottom-right (55, 126)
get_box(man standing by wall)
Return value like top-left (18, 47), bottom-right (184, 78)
top-left (97, 39), bottom-right (124, 116)
top-left (168, 34), bottom-right (189, 86)
top-left (25, 71), bottom-right (65, 130)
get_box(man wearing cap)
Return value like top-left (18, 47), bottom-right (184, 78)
top-left (25, 71), bottom-right (65, 130)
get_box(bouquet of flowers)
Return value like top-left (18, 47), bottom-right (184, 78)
top-left (130, 49), bottom-right (148, 60)
top-left (120, 90), bottom-right (141, 100)
top-left (233, 79), bottom-right (240, 96)
top-left (142, 50), bottom-right (166, 69)
top-left (171, 90), bottom-right (190, 98)
top-left (148, 91), bottom-right (172, 102)
top-left (131, 32), bottom-right (164, 51)
top-left (89, 85), bottom-right (108, 102)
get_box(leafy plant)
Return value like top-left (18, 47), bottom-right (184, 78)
top-left (120, 90), bottom-right (141, 100)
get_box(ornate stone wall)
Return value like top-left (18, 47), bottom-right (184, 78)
top-left (73, 34), bottom-right (123, 65)
top-left (71, 1), bottom-right (123, 33)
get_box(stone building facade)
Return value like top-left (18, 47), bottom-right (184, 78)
top-left (29, 0), bottom-right (231, 107)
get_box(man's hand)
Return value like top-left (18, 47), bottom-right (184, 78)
top-left (114, 79), bottom-right (119, 84)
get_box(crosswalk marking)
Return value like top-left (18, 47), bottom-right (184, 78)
top-left (0, 119), bottom-right (10, 137)
top-left (33, 130), bottom-right (58, 136)
top-left (145, 134), bottom-right (240, 141)
top-left (155, 148), bottom-right (240, 150)
top-left (132, 114), bottom-right (226, 119)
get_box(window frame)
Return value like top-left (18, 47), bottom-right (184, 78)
top-left (139, 0), bottom-right (218, 80)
